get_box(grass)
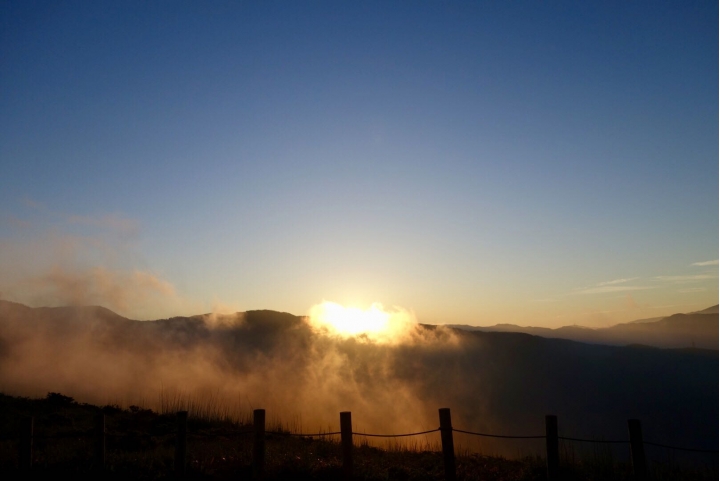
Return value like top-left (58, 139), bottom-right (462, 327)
top-left (0, 392), bottom-right (715, 480)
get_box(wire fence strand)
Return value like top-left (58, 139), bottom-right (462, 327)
top-left (106, 432), bottom-right (173, 439)
top-left (644, 441), bottom-right (719, 454)
top-left (6, 424), bottom-right (719, 454)
top-left (267, 431), bottom-right (341, 437)
top-left (452, 428), bottom-right (545, 439)
top-left (188, 429), bottom-right (254, 438)
top-left (34, 432), bottom-right (92, 439)
top-left (353, 428), bottom-right (440, 438)
top-left (559, 436), bottom-right (628, 444)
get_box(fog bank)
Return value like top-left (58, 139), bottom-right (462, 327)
top-left (0, 300), bottom-right (716, 458)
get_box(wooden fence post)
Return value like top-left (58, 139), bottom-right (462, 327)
top-left (96, 413), bottom-right (106, 469)
top-left (253, 409), bottom-right (266, 480)
top-left (175, 411), bottom-right (188, 476)
top-left (340, 411), bottom-right (353, 481)
top-left (628, 419), bottom-right (647, 481)
top-left (20, 416), bottom-right (33, 470)
top-left (545, 415), bottom-right (559, 481)
top-left (439, 408), bottom-right (456, 481)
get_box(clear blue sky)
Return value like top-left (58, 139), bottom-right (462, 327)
top-left (1, 1), bottom-right (717, 326)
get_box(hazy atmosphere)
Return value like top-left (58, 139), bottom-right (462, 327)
top-left (1, 1), bottom-right (717, 328)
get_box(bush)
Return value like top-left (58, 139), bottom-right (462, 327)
top-left (45, 392), bottom-right (75, 405)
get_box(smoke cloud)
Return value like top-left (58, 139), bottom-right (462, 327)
top-left (0, 210), bottom-right (193, 320)
top-left (0, 302), bottom-right (458, 439)
top-left (26, 266), bottom-right (176, 312)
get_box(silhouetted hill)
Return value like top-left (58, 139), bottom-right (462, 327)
top-left (0, 300), bottom-right (131, 326)
top-left (448, 307), bottom-right (719, 349)
top-left (627, 316), bottom-right (665, 324)
top-left (692, 304), bottom-right (719, 314)
top-left (0, 300), bottom-right (716, 459)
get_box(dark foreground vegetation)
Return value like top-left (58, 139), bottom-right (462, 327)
top-left (0, 393), bottom-right (716, 481)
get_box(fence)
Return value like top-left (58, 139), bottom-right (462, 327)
top-left (10, 408), bottom-right (719, 481)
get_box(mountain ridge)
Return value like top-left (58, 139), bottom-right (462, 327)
top-left (447, 305), bottom-right (718, 350)
top-left (2, 299), bottom-right (716, 349)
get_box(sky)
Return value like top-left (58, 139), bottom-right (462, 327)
top-left (0, 1), bottom-right (717, 328)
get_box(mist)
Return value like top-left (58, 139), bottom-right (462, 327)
top-left (0, 302), bottom-right (455, 438)
top-left (0, 300), bottom-right (716, 458)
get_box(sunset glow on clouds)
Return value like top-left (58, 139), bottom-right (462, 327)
top-left (307, 301), bottom-right (420, 344)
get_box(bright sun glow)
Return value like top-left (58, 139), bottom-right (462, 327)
top-left (307, 301), bottom-right (417, 343)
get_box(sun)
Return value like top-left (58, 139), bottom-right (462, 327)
top-left (307, 301), bottom-right (416, 343)
top-left (310, 302), bottom-right (390, 336)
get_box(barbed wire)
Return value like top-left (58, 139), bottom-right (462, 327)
top-left (452, 428), bottom-right (545, 439)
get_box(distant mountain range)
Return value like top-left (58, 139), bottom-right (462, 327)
top-left (1, 300), bottom-right (715, 350)
top-left (447, 305), bottom-right (719, 350)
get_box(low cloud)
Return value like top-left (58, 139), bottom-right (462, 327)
top-left (572, 277), bottom-right (648, 295)
top-left (597, 277), bottom-right (638, 287)
top-left (24, 266), bottom-right (176, 315)
top-left (654, 274), bottom-right (717, 283)
top-left (0, 303), bottom-right (462, 450)
top-left (0, 207), bottom-right (192, 319)
top-left (573, 270), bottom-right (718, 296)
top-left (576, 285), bottom-right (655, 295)
top-left (678, 287), bottom-right (707, 293)
top-left (691, 260), bottom-right (718, 266)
